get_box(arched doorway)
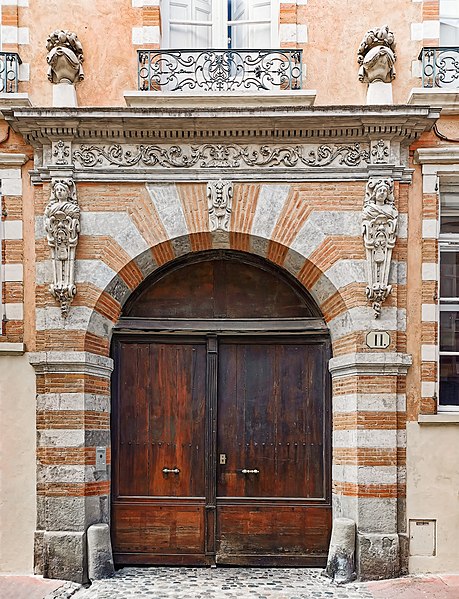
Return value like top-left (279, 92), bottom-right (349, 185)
top-left (111, 251), bottom-right (332, 566)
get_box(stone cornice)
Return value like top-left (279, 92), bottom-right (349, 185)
top-left (414, 146), bottom-right (459, 164)
top-left (2, 105), bottom-right (439, 146)
top-left (29, 351), bottom-right (114, 378)
top-left (328, 352), bottom-right (412, 377)
top-left (0, 152), bottom-right (29, 167)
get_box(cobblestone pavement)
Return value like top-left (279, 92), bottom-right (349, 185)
top-left (73, 567), bottom-right (374, 599)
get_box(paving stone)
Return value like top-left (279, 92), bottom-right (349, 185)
top-left (73, 567), bottom-right (374, 599)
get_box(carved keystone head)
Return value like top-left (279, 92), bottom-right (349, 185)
top-left (357, 25), bottom-right (396, 84)
top-left (46, 30), bottom-right (84, 85)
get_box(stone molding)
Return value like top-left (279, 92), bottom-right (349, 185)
top-left (408, 88), bottom-right (459, 116)
top-left (29, 351), bottom-right (113, 378)
top-left (362, 177), bottom-right (398, 317)
top-left (328, 352), bottom-right (412, 377)
top-left (414, 146), bottom-right (459, 165)
top-left (0, 342), bottom-right (26, 355)
top-left (0, 152), bottom-right (29, 167)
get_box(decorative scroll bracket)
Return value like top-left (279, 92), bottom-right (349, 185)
top-left (207, 179), bottom-right (233, 231)
top-left (362, 177), bottom-right (398, 318)
top-left (44, 178), bottom-right (80, 316)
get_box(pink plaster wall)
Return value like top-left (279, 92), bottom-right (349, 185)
top-left (18, 1), bottom-right (424, 107)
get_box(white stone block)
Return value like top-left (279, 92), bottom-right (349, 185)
top-left (422, 174), bottom-right (438, 194)
top-left (146, 184), bottom-right (188, 241)
top-left (3, 221), bottom-right (22, 239)
top-left (4, 303), bottom-right (23, 319)
top-left (421, 381), bottom-right (436, 398)
top-left (333, 429), bottom-right (398, 449)
top-left (53, 83), bottom-right (77, 108)
top-left (422, 219), bottom-right (438, 238)
top-left (18, 62), bottom-right (30, 82)
top-left (0, 168), bottom-right (22, 179)
top-left (1, 0), bottom-right (29, 5)
top-left (421, 303), bottom-right (437, 322)
top-left (81, 212), bottom-right (148, 258)
top-left (423, 20), bottom-right (440, 39)
top-left (132, 0), bottom-right (159, 5)
top-left (297, 24), bottom-right (308, 43)
top-left (422, 263), bottom-right (437, 281)
top-left (411, 59), bottom-right (422, 78)
top-left (132, 26), bottom-right (160, 45)
top-left (1, 176), bottom-right (22, 195)
top-left (421, 344), bottom-right (437, 362)
top-left (332, 465), bottom-right (397, 485)
top-left (251, 184), bottom-right (290, 241)
top-left (4, 263), bottom-right (23, 281)
top-left (279, 24), bottom-right (296, 43)
top-left (411, 23), bottom-right (423, 41)
top-left (367, 81), bottom-right (393, 105)
top-left (18, 27), bottom-right (29, 44)
top-left (37, 429), bottom-right (85, 448)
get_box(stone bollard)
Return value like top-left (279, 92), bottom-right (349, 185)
top-left (87, 523), bottom-right (115, 581)
top-left (323, 518), bottom-right (356, 584)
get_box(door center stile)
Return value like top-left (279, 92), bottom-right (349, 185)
top-left (205, 335), bottom-right (218, 560)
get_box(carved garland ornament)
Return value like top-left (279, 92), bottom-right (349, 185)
top-left (362, 177), bottom-right (398, 318)
top-left (73, 143), bottom-right (370, 169)
top-left (44, 179), bottom-right (80, 316)
top-left (207, 180), bottom-right (233, 231)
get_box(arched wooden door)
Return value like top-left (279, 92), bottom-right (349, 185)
top-left (111, 251), bottom-right (332, 566)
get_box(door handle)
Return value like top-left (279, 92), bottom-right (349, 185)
top-left (240, 469), bottom-right (260, 475)
top-left (162, 467), bottom-right (180, 474)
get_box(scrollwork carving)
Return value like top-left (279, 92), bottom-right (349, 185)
top-left (44, 179), bottom-right (80, 316)
top-left (73, 143), bottom-right (370, 170)
top-left (207, 180), bottom-right (233, 231)
top-left (362, 177), bottom-right (398, 318)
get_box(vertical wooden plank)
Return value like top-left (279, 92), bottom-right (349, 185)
top-left (205, 335), bottom-right (218, 557)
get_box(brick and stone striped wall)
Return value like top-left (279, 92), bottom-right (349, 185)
top-left (31, 177), bottom-right (410, 579)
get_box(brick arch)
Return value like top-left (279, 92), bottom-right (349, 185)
top-left (85, 232), bottom-right (358, 356)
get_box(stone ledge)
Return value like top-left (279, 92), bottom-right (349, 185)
top-left (0, 152), bottom-right (29, 167)
top-left (0, 93), bottom-right (32, 108)
top-left (29, 351), bottom-right (113, 378)
top-left (329, 352), bottom-right (412, 378)
top-left (124, 89), bottom-right (317, 109)
top-left (418, 412), bottom-right (459, 424)
top-left (407, 88), bottom-right (459, 115)
top-left (0, 342), bottom-right (25, 355)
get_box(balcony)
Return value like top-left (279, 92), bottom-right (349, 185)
top-left (0, 52), bottom-right (21, 94)
top-left (408, 47), bottom-right (459, 114)
top-left (124, 48), bottom-right (315, 109)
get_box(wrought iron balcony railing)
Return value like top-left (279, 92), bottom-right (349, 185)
top-left (138, 49), bottom-right (303, 92)
top-left (0, 52), bottom-right (21, 93)
top-left (419, 47), bottom-right (459, 89)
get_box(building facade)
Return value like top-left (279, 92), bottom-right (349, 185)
top-left (0, 0), bottom-right (458, 584)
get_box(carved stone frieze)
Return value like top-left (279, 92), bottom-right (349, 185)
top-left (358, 25), bottom-right (396, 84)
top-left (207, 180), bottom-right (233, 231)
top-left (371, 139), bottom-right (390, 164)
top-left (52, 139), bottom-right (71, 165)
top-left (44, 178), bottom-right (80, 316)
top-left (362, 177), bottom-right (398, 318)
top-left (46, 30), bottom-right (84, 85)
top-left (72, 142), bottom-right (371, 170)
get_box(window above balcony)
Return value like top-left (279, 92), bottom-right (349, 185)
top-left (125, 0), bottom-right (315, 107)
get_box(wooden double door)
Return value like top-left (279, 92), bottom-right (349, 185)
top-left (111, 334), bottom-right (331, 566)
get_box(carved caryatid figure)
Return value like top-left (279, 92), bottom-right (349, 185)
top-left (362, 177), bottom-right (398, 318)
top-left (358, 25), bottom-right (396, 84)
top-left (46, 30), bottom-right (84, 85)
top-left (44, 179), bottom-right (80, 316)
top-left (207, 179), bottom-right (233, 231)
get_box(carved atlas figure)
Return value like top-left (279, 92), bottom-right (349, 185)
top-left (362, 177), bottom-right (398, 317)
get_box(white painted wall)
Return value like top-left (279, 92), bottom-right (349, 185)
top-left (407, 421), bottom-right (459, 573)
top-left (0, 353), bottom-right (36, 573)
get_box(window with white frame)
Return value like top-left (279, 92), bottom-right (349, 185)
top-left (439, 0), bottom-right (459, 46)
top-left (439, 183), bottom-right (459, 409)
top-left (162, 0), bottom-right (278, 49)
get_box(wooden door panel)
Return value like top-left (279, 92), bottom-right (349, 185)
top-left (112, 339), bottom-right (207, 564)
top-left (217, 341), bottom-right (328, 499)
top-left (113, 503), bottom-right (205, 555)
top-left (216, 505), bottom-right (331, 559)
